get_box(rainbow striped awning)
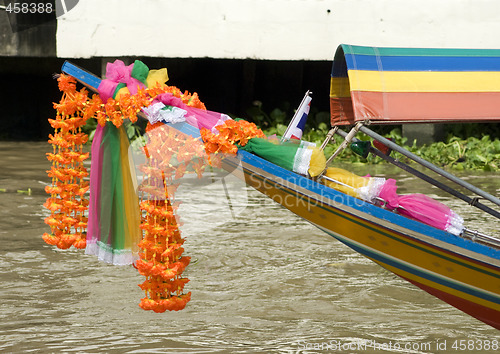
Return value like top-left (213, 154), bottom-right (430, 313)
top-left (330, 44), bottom-right (500, 126)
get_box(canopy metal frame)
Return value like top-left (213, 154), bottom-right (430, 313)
top-left (317, 123), bottom-right (500, 221)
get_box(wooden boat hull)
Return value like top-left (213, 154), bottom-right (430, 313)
top-left (224, 150), bottom-right (500, 330)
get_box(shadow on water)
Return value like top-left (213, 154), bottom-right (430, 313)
top-left (0, 142), bottom-right (499, 353)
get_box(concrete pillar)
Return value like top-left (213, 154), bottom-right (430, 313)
top-left (402, 124), bottom-right (445, 146)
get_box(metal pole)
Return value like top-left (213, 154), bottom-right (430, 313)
top-left (323, 123), bottom-right (363, 169)
top-left (281, 90), bottom-right (312, 143)
top-left (358, 125), bottom-right (500, 209)
top-left (335, 129), bottom-right (500, 219)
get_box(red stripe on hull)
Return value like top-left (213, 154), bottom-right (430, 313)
top-left (400, 275), bottom-right (500, 330)
top-left (331, 92), bottom-right (500, 125)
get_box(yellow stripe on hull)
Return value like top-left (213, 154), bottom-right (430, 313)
top-left (381, 261), bottom-right (500, 311)
top-left (241, 168), bottom-right (500, 305)
top-left (329, 231), bottom-right (500, 311)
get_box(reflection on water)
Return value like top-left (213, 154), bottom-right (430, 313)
top-left (0, 142), bottom-right (499, 353)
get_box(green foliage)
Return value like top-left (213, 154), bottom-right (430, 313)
top-left (445, 122), bottom-right (500, 139)
top-left (81, 117), bottom-right (97, 141)
top-left (249, 104), bottom-right (500, 171)
top-left (124, 120), bottom-right (144, 141)
top-left (245, 101), bottom-right (290, 129)
top-left (407, 135), bottom-right (500, 172)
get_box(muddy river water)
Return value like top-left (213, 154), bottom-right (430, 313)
top-left (0, 141), bottom-right (499, 353)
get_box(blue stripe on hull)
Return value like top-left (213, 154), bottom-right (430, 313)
top-left (235, 150), bottom-right (500, 261)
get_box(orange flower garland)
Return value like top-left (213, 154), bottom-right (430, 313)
top-left (43, 74), bottom-right (90, 249)
top-left (44, 67), bottom-right (266, 312)
top-left (137, 122), bottom-right (207, 312)
top-left (89, 83), bottom-right (205, 129)
top-left (200, 119), bottom-right (265, 162)
top-left (44, 70), bottom-right (213, 312)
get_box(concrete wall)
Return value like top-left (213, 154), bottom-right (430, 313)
top-left (0, 8), bottom-right (57, 139)
top-left (0, 10), bottom-right (56, 57)
top-left (3, 0), bottom-right (500, 140)
top-left (57, 0), bottom-right (500, 60)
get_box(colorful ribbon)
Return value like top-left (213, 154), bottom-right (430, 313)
top-left (97, 60), bottom-right (149, 102)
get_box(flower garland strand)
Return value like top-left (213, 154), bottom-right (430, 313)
top-left (43, 70), bottom-right (207, 251)
top-left (43, 74), bottom-right (90, 249)
top-left (200, 119), bottom-right (266, 164)
top-left (134, 79), bottom-right (208, 312)
top-left (44, 69), bottom-right (211, 312)
top-left (136, 116), bottom-right (265, 312)
top-left (43, 63), bottom-right (266, 312)
top-left (136, 122), bottom-right (207, 312)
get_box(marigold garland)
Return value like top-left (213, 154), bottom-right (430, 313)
top-left (200, 119), bottom-right (265, 161)
top-left (43, 74), bottom-right (90, 249)
top-left (137, 122), bottom-right (208, 312)
top-left (44, 66), bottom-right (265, 313)
top-left (89, 83), bottom-right (206, 129)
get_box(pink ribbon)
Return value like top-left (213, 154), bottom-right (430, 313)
top-left (97, 60), bottom-right (145, 102)
top-left (378, 179), bottom-right (399, 209)
top-left (155, 93), bottom-right (186, 109)
top-left (153, 93), bottom-right (230, 132)
top-left (378, 178), bottom-right (459, 233)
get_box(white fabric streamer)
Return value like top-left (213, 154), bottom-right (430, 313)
top-left (292, 142), bottom-right (314, 176)
top-left (142, 102), bottom-right (187, 125)
top-left (357, 177), bottom-right (386, 203)
top-left (85, 241), bottom-right (138, 266)
top-left (141, 102), bottom-right (166, 124)
top-left (445, 210), bottom-right (465, 236)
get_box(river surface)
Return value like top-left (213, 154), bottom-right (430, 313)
top-left (0, 141), bottom-right (499, 353)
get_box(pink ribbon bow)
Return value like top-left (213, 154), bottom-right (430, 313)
top-left (97, 60), bottom-right (145, 102)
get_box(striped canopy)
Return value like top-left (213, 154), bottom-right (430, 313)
top-left (330, 44), bottom-right (500, 126)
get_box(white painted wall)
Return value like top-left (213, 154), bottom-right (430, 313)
top-left (56, 0), bottom-right (500, 60)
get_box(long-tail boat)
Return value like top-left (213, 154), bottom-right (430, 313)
top-left (61, 44), bottom-right (500, 329)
